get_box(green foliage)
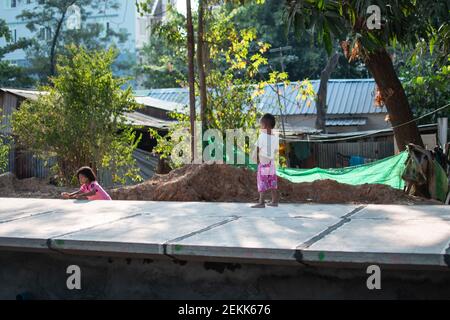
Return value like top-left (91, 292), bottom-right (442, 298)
top-left (0, 19), bottom-right (33, 88)
top-left (17, 0), bottom-right (130, 83)
top-left (401, 55), bottom-right (450, 124)
top-left (147, 9), bottom-right (270, 169)
top-left (0, 145), bottom-right (8, 172)
top-left (144, 3), bottom-right (319, 169)
top-left (138, 8), bottom-right (188, 88)
top-left (0, 112), bottom-right (9, 172)
top-left (0, 141), bottom-right (8, 173)
top-left (286, 0), bottom-right (449, 59)
top-left (395, 17), bottom-right (450, 123)
top-left (11, 46), bottom-right (142, 185)
top-left (205, 12), bottom-right (267, 130)
top-left (149, 110), bottom-right (191, 168)
top-left (139, 0), bottom-right (368, 90)
top-left (229, 0), bottom-right (367, 79)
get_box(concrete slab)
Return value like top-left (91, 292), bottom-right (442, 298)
top-left (0, 198), bottom-right (449, 269)
top-left (354, 204), bottom-right (450, 221)
top-left (305, 206), bottom-right (450, 267)
top-left (0, 198), bottom-right (152, 223)
top-left (52, 215), bottom-right (238, 255)
top-left (170, 215), bottom-right (344, 261)
top-left (136, 201), bottom-right (358, 219)
top-left (0, 198), bottom-right (154, 249)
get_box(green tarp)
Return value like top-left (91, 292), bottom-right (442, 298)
top-left (276, 151), bottom-right (409, 190)
top-left (221, 142), bottom-right (408, 189)
top-left (431, 159), bottom-right (448, 202)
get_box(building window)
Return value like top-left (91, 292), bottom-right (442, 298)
top-left (39, 27), bottom-right (52, 41)
top-left (11, 0), bottom-right (17, 8)
top-left (105, 21), bottom-right (110, 35)
top-left (8, 29), bottom-right (17, 43)
top-left (100, 22), bottom-right (110, 37)
top-left (139, 18), bottom-right (148, 36)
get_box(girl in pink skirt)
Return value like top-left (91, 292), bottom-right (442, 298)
top-left (251, 113), bottom-right (279, 208)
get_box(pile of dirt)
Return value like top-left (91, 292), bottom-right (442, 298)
top-left (0, 172), bottom-right (69, 199)
top-left (110, 164), bottom-right (433, 204)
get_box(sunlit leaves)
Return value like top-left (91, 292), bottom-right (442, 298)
top-left (11, 46), bottom-right (142, 184)
top-left (0, 111), bottom-right (9, 172)
top-left (287, 0), bottom-right (449, 62)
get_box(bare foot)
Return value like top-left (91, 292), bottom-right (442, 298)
top-left (267, 202), bottom-right (278, 207)
top-left (251, 203), bottom-right (265, 208)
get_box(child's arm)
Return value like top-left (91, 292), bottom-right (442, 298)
top-left (74, 189), bottom-right (97, 199)
top-left (61, 190), bottom-right (82, 199)
top-left (62, 189), bottom-right (92, 199)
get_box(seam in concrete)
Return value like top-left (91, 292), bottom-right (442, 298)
top-left (165, 215), bottom-right (241, 245)
top-left (444, 243), bottom-right (450, 267)
top-left (292, 215), bottom-right (316, 219)
top-left (296, 205), bottom-right (366, 251)
top-left (46, 238), bottom-right (69, 256)
top-left (51, 213), bottom-right (143, 240)
top-left (0, 210), bottom-right (55, 224)
top-left (352, 217), bottom-right (450, 222)
top-left (162, 215), bottom-right (241, 260)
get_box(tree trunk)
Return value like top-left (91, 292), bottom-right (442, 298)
top-left (49, 12), bottom-right (66, 77)
top-left (186, 0), bottom-right (196, 162)
top-left (364, 48), bottom-right (424, 150)
top-left (49, 0), bottom-right (77, 77)
top-left (316, 52), bottom-right (339, 132)
top-left (197, 0), bottom-right (207, 132)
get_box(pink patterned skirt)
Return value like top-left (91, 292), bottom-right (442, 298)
top-left (257, 160), bottom-right (278, 193)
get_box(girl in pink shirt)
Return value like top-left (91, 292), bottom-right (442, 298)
top-left (61, 166), bottom-right (111, 200)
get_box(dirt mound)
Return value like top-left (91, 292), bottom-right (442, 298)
top-left (110, 164), bottom-right (432, 204)
top-left (0, 172), bottom-right (15, 190)
top-left (0, 173), bottom-right (69, 199)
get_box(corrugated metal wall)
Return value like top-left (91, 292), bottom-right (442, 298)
top-left (2, 147), bottom-right (157, 188)
top-left (98, 149), bottom-right (158, 187)
top-left (314, 140), bottom-right (395, 168)
top-left (2, 147), bottom-right (55, 178)
top-left (0, 92), bottom-right (17, 135)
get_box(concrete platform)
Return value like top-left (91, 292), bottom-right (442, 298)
top-left (0, 198), bottom-right (449, 269)
top-left (1, 198), bottom-right (450, 299)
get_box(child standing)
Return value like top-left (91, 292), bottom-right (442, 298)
top-left (61, 166), bottom-right (112, 200)
top-left (251, 113), bottom-right (279, 208)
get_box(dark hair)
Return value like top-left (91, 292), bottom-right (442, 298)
top-left (76, 166), bottom-right (97, 183)
top-left (261, 113), bottom-right (276, 129)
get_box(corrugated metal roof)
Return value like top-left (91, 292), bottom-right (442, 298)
top-left (326, 117), bottom-right (367, 126)
top-left (0, 89), bottom-right (179, 125)
top-left (134, 96), bottom-right (184, 112)
top-left (0, 88), bottom-right (47, 101)
top-left (124, 112), bottom-right (174, 129)
top-left (145, 79), bottom-right (387, 115)
top-left (308, 123), bottom-right (437, 140)
top-left (133, 89), bottom-right (152, 97)
top-left (147, 87), bottom-right (191, 106)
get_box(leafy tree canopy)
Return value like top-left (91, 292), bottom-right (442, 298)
top-left (17, 0), bottom-right (131, 83)
top-left (12, 46), bottom-right (142, 185)
top-left (0, 19), bottom-right (33, 88)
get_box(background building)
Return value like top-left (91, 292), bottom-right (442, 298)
top-left (0, 0), bottom-right (175, 70)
